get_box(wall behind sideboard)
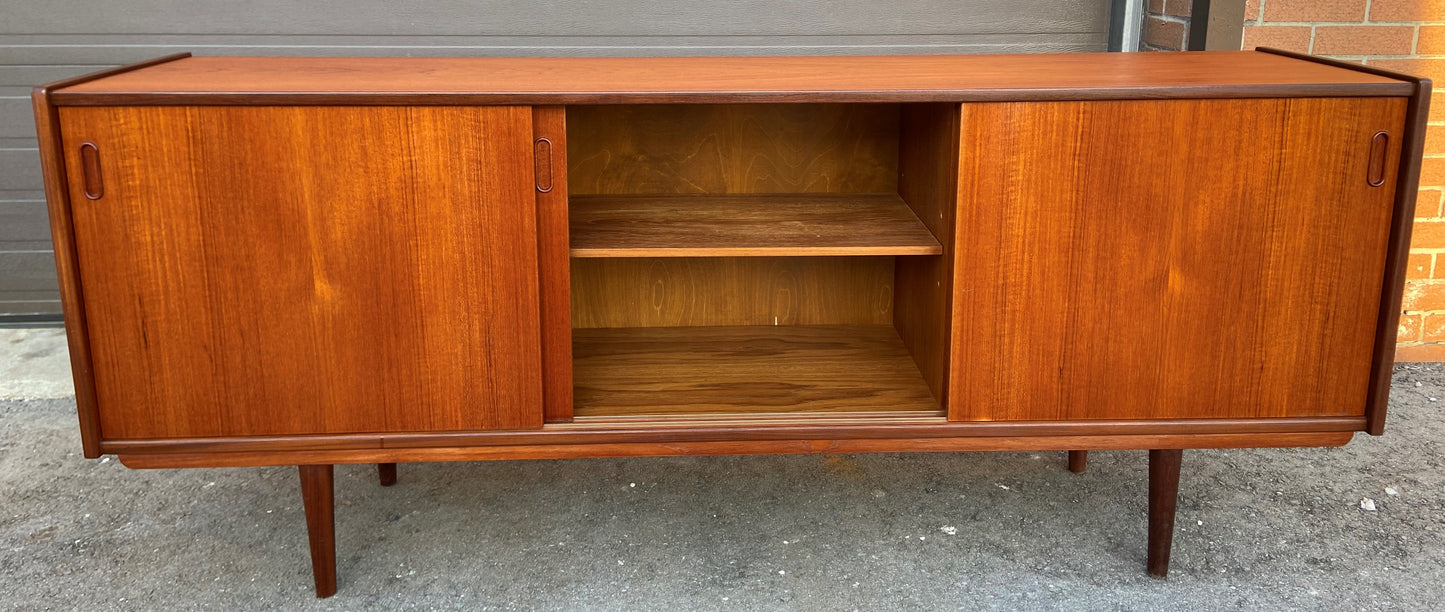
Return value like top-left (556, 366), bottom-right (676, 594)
top-left (0, 0), bottom-right (1111, 320)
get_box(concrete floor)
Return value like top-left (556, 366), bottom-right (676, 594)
top-left (1, 329), bottom-right (1443, 610)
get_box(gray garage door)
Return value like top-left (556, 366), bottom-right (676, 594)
top-left (0, 0), bottom-right (1112, 319)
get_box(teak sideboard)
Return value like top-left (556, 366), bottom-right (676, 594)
top-left (32, 50), bottom-right (1429, 597)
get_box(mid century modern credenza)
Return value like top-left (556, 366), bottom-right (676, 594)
top-left (32, 50), bottom-right (1429, 597)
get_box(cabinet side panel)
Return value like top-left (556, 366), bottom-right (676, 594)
top-left (895, 103), bottom-right (959, 406)
top-left (534, 106), bottom-right (574, 423)
top-left (1366, 81), bottom-right (1431, 435)
top-left (32, 91), bottom-right (103, 456)
top-left (951, 98), bottom-right (1405, 421)
top-left (61, 106), bottom-right (543, 438)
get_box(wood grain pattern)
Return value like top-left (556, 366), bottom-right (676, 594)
top-left (951, 97), bottom-right (1407, 422)
top-left (893, 103), bottom-right (959, 407)
top-left (573, 325), bottom-right (939, 417)
top-left (116, 432), bottom-right (1355, 469)
top-left (59, 105), bottom-right (544, 439)
top-left (570, 256), bottom-right (894, 328)
top-left (566, 104), bottom-right (899, 195)
top-left (569, 194), bottom-right (940, 257)
top-left (50, 52), bottom-right (1412, 106)
top-left (533, 106), bottom-right (574, 423)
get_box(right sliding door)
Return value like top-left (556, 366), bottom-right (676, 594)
top-left (950, 98), bottom-right (1407, 421)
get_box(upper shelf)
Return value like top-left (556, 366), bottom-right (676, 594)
top-left (569, 193), bottom-right (943, 258)
top-left (47, 51), bottom-right (1415, 105)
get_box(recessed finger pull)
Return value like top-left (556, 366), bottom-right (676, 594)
top-left (534, 137), bottom-right (554, 193)
top-left (80, 142), bottom-right (103, 200)
top-left (1368, 131), bottom-right (1389, 188)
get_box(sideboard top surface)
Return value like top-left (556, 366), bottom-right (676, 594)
top-left (48, 51), bottom-right (1413, 105)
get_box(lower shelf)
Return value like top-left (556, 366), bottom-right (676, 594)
top-left (572, 324), bottom-right (941, 418)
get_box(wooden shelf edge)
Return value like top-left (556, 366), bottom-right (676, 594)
top-left (568, 193), bottom-right (943, 258)
top-left (570, 410), bottom-right (947, 426)
top-left (572, 325), bottom-right (942, 417)
top-left (570, 245), bottom-right (943, 258)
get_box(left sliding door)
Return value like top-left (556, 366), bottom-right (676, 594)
top-left (59, 106), bottom-right (543, 439)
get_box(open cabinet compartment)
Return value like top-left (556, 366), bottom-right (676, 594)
top-left (566, 103), bottom-right (958, 419)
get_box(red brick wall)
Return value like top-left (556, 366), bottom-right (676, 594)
top-left (1144, 0), bottom-right (1195, 50)
top-left (1243, 0), bottom-right (1444, 360)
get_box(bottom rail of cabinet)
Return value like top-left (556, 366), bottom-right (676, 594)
top-left (116, 431), bottom-right (1352, 469)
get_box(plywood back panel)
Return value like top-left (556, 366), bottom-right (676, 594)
top-left (566, 104), bottom-right (900, 195)
top-left (571, 256), bottom-right (893, 328)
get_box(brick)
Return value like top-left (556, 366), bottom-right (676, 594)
top-left (1400, 312), bottom-right (1423, 342)
top-left (1425, 126), bottom-right (1445, 157)
top-left (1242, 26), bottom-right (1312, 52)
top-left (1149, 0), bottom-right (1165, 12)
top-left (1313, 25), bottom-right (1415, 55)
top-left (1420, 26), bottom-right (1445, 54)
top-left (1163, 0), bottom-right (1192, 17)
top-left (1420, 157), bottom-right (1445, 188)
top-left (1145, 17), bottom-right (1187, 51)
top-left (1434, 93), bottom-right (1445, 122)
top-left (1424, 313), bottom-right (1445, 341)
top-left (1419, 189), bottom-right (1444, 217)
top-left (1401, 281), bottom-right (1445, 309)
top-left (1370, 59), bottom-right (1445, 84)
top-left (1247, 0), bottom-right (1261, 21)
top-left (1371, 0), bottom-right (1445, 22)
top-left (1264, 0), bottom-right (1367, 22)
top-left (1412, 218), bottom-right (1445, 248)
top-left (1394, 342), bottom-right (1445, 361)
top-left (1409, 253), bottom-right (1434, 279)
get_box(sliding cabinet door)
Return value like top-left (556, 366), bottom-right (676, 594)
top-left (60, 106), bottom-right (543, 439)
top-left (952, 98), bottom-right (1406, 421)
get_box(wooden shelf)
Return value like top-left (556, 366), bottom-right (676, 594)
top-left (573, 325), bottom-right (941, 417)
top-left (568, 194), bottom-right (943, 258)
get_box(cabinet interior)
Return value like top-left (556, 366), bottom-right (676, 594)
top-left (566, 103), bottom-right (957, 419)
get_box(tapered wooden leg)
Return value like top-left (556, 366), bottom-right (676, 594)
top-left (1148, 449), bottom-right (1183, 578)
top-left (1067, 450), bottom-right (1088, 473)
top-left (299, 464), bottom-right (337, 598)
top-left (377, 462), bottom-right (397, 487)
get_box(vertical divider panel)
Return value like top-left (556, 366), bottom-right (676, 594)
top-left (533, 106), bottom-right (574, 423)
top-left (894, 103), bottom-right (961, 409)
